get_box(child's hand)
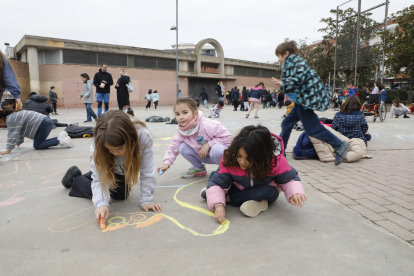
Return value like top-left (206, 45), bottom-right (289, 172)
top-left (215, 205), bottom-right (226, 224)
top-left (157, 164), bottom-right (170, 173)
top-left (289, 194), bottom-right (307, 208)
top-left (365, 131), bottom-right (370, 135)
top-left (94, 205), bottom-right (109, 224)
top-left (271, 78), bottom-right (283, 89)
top-left (199, 143), bottom-right (211, 158)
top-left (142, 203), bottom-right (162, 212)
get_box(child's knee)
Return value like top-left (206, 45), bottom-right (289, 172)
top-left (210, 144), bottom-right (226, 160)
top-left (178, 142), bottom-right (191, 155)
top-left (264, 186), bottom-right (279, 203)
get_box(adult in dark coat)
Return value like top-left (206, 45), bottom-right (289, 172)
top-left (93, 63), bottom-right (113, 116)
top-left (115, 69), bottom-right (131, 110)
top-left (215, 82), bottom-right (223, 101)
top-left (230, 87), bottom-right (240, 111)
top-left (199, 87), bottom-right (210, 110)
top-left (23, 92), bottom-right (53, 116)
top-left (277, 91), bottom-right (284, 108)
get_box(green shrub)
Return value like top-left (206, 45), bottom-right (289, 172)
top-left (384, 89), bottom-right (408, 103)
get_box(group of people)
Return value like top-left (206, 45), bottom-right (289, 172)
top-left (144, 89), bottom-right (160, 110)
top-left (56, 40), bottom-right (356, 228)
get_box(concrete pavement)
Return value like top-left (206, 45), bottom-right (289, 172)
top-left (1, 105), bottom-right (414, 275)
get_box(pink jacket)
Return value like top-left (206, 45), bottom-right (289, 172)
top-left (163, 110), bottom-right (231, 166)
top-left (206, 133), bottom-right (304, 211)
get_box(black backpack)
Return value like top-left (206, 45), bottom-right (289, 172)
top-left (64, 126), bottom-right (94, 138)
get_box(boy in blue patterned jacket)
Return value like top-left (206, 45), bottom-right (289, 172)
top-left (271, 40), bottom-right (352, 165)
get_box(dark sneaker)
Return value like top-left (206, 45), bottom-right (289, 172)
top-left (334, 141), bottom-right (352, 166)
top-left (403, 114), bottom-right (410, 118)
top-left (62, 166), bottom-right (82, 188)
top-left (200, 187), bottom-right (206, 200)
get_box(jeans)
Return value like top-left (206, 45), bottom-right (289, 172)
top-left (227, 99), bottom-right (230, 105)
top-left (228, 182), bottom-right (279, 206)
top-left (204, 99), bottom-right (209, 109)
top-left (85, 103), bottom-right (97, 121)
top-left (178, 142), bottom-right (227, 168)
top-left (69, 173), bottom-right (129, 200)
top-left (96, 93), bottom-right (110, 117)
top-left (52, 103), bottom-right (57, 113)
top-left (33, 117), bottom-right (59, 150)
top-left (154, 100), bottom-right (158, 109)
top-left (146, 101), bottom-right (152, 109)
top-left (219, 97), bottom-right (223, 101)
top-left (280, 104), bottom-right (342, 151)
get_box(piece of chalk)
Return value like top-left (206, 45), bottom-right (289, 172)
top-left (221, 222), bottom-right (225, 225)
top-left (159, 170), bottom-right (163, 176)
top-left (100, 218), bottom-right (106, 230)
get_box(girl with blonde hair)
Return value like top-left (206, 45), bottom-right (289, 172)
top-left (61, 110), bottom-right (162, 226)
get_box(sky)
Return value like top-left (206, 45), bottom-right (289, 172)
top-left (1, 0), bottom-right (412, 63)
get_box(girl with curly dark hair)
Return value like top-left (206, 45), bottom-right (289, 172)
top-left (201, 125), bottom-right (307, 223)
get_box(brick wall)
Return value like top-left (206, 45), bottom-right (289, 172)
top-left (39, 64), bottom-right (189, 108)
top-left (8, 60), bottom-right (31, 101)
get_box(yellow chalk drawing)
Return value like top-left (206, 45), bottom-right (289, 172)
top-left (48, 178), bottom-right (230, 236)
top-left (160, 137), bottom-right (173, 140)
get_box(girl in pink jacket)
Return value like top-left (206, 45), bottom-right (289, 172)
top-left (201, 125), bottom-right (307, 223)
top-left (157, 98), bottom-right (231, 178)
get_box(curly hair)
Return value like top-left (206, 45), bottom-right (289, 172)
top-left (222, 125), bottom-right (277, 182)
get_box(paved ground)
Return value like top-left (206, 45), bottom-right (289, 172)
top-left (1, 104), bottom-right (414, 275)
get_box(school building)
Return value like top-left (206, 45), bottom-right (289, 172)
top-left (6, 35), bottom-right (279, 108)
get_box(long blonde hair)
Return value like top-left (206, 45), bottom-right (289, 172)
top-left (121, 69), bottom-right (129, 76)
top-left (93, 110), bottom-right (147, 194)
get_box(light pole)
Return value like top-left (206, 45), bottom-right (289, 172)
top-left (333, 0), bottom-right (353, 93)
top-left (170, 0), bottom-right (179, 100)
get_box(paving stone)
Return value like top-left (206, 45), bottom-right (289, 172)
top-left (384, 205), bottom-right (414, 220)
top-left (375, 220), bottom-right (414, 241)
top-left (349, 205), bottom-right (384, 221)
top-left (363, 186), bottom-right (390, 197)
top-left (380, 212), bottom-right (414, 230)
top-left (361, 193), bottom-right (393, 206)
top-left (388, 190), bottom-right (414, 203)
top-left (385, 197), bottom-right (414, 210)
top-left (356, 199), bottom-right (389, 213)
top-left (311, 184), bottom-right (336, 193)
top-left (326, 193), bottom-right (358, 205)
top-left (342, 184), bottom-right (367, 194)
top-left (336, 188), bottom-right (365, 200)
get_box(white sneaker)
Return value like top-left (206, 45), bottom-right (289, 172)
top-left (58, 131), bottom-right (74, 148)
top-left (240, 200), bottom-right (268, 217)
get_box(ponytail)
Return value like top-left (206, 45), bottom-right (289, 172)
top-left (0, 107), bottom-right (16, 121)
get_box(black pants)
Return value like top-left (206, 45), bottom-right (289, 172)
top-left (233, 100), bottom-right (239, 110)
top-left (69, 172), bottom-right (130, 201)
top-left (154, 101), bottom-right (158, 109)
top-left (228, 183), bottom-right (279, 206)
top-left (52, 119), bottom-right (68, 127)
top-left (117, 92), bottom-right (130, 110)
top-left (52, 103), bottom-right (57, 113)
top-left (146, 101), bottom-right (151, 109)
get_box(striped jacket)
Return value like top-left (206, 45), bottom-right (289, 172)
top-left (206, 133), bottom-right (304, 211)
top-left (6, 110), bottom-right (46, 150)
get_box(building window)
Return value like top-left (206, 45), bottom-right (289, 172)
top-left (63, 50), bottom-right (97, 65)
top-left (98, 53), bottom-right (127, 67)
top-left (134, 56), bottom-right (176, 70)
top-left (234, 66), bottom-right (276, 78)
top-left (38, 50), bottom-right (61, 65)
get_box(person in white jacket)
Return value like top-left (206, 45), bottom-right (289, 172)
top-left (390, 99), bottom-right (410, 118)
top-left (61, 110), bottom-right (162, 227)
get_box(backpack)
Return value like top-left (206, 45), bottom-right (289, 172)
top-left (145, 116), bottom-right (170, 122)
top-left (64, 126), bottom-right (94, 138)
top-left (292, 131), bottom-right (318, 160)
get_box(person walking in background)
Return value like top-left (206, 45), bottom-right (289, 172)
top-left (199, 87), bottom-right (210, 110)
top-left (80, 73), bottom-right (97, 122)
top-left (231, 86), bottom-right (240, 111)
top-left (277, 91), bottom-right (284, 109)
top-left (145, 89), bottom-right (153, 110)
top-left (49, 86), bottom-right (58, 115)
top-left (226, 91), bottom-right (230, 105)
top-left (246, 82), bottom-right (264, 119)
top-left (215, 82), bottom-right (224, 101)
top-left (262, 87), bottom-right (269, 108)
top-left (152, 90), bottom-right (160, 109)
top-left (266, 91), bottom-right (272, 108)
top-left (242, 86), bottom-right (249, 112)
top-left (115, 69), bottom-right (130, 110)
top-left (93, 63), bottom-right (113, 117)
top-left (177, 89), bottom-right (182, 98)
top-left (0, 50), bottom-right (21, 111)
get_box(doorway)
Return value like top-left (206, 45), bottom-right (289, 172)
top-left (189, 78), bottom-right (220, 102)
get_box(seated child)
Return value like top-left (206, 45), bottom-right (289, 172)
top-left (209, 100), bottom-right (224, 118)
top-left (195, 99), bottom-right (200, 108)
top-left (201, 125), bottom-right (306, 223)
top-left (281, 100), bottom-right (295, 119)
top-left (332, 95), bottom-right (371, 146)
top-left (123, 105), bottom-right (135, 116)
top-left (61, 110), bottom-right (162, 226)
top-left (390, 99), bottom-right (410, 118)
top-left (157, 98), bottom-right (231, 178)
